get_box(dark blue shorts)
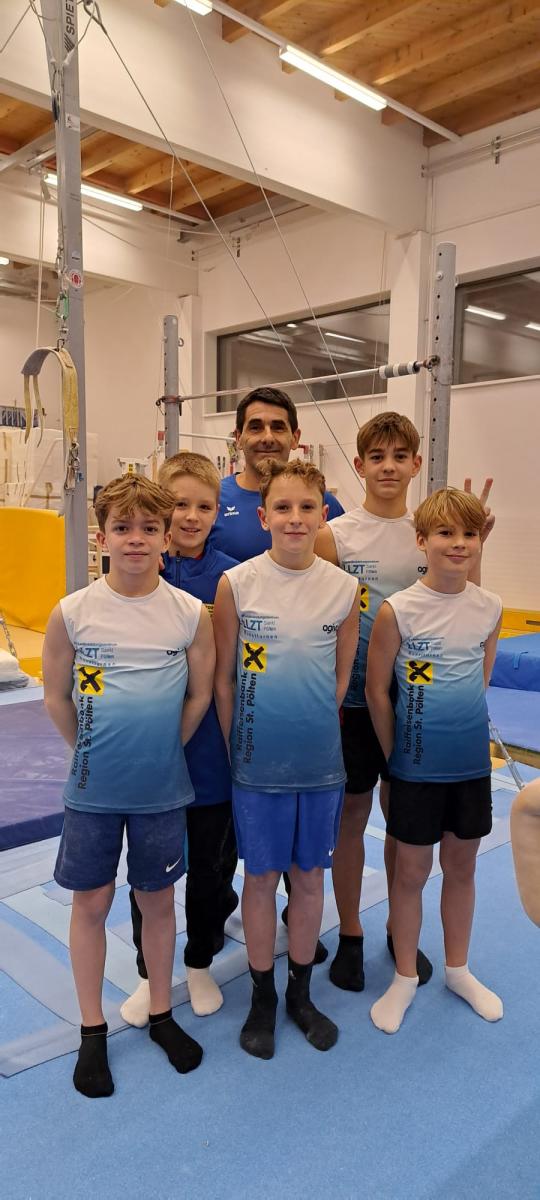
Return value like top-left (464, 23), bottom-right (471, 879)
top-left (232, 785), bottom-right (345, 875)
top-left (54, 806), bottom-right (187, 893)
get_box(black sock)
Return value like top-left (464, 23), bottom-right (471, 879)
top-left (73, 1022), bottom-right (114, 1099)
top-left (286, 958), bottom-right (338, 1051)
top-left (281, 905), bottom-right (328, 965)
top-left (329, 934), bottom-right (365, 992)
top-left (213, 888), bottom-right (240, 954)
top-left (240, 965), bottom-right (278, 1060)
top-left (386, 934), bottom-right (433, 986)
top-left (149, 1009), bottom-right (203, 1074)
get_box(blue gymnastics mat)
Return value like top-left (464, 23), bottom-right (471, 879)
top-left (488, 686), bottom-right (540, 754)
top-left (492, 633), bottom-right (540, 692)
top-left (0, 768), bottom-right (530, 1079)
top-left (0, 690), bottom-right (68, 851)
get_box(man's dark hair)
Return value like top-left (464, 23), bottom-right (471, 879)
top-left (235, 387), bottom-right (298, 434)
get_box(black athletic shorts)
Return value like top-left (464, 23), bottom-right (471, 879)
top-left (387, 775), bottom-right (492, 846)
top-left (340, 706), bottom-right (390, 795)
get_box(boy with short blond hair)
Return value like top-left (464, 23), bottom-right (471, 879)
top-left (316, 412), bottom-right (493, 993)
top-left (122, 451), bottom-right (239, 1024)
top-left (43, 474), bottom-right (215, 1097)
top-left (214, 458), bottom-right (359, 1060)
top-left (366, 487), bottom-right (503, 1033)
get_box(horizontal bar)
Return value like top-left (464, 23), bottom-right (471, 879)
top-left (181, 359), bottom-right (432, 405)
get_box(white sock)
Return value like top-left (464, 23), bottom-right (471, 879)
top-left (186, 966), bottom-right (224, 1017)
top-left (370, 971), bottom-right (419, 1034)
top-left (120, 978), bottom-right (150, 1027)
top-left (445, 963), bottom-right (503, 1022)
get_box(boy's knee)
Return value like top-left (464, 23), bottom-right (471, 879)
top-left (245, 870), bottom-right (280, 893)
top-left (134, 884), bottom-right (175, 916)
top-left (73, 883), bottom-right (114, 923)
top-left (289, 865), bottom-right (324, 896)
top-left (341, 791), bottom-right (372, 833)
top-left (395, 853), bottom-right (432, 890)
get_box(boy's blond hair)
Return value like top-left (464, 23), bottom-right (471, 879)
top-left (257, 458), bottom-right (326, 504)
top-left (94, 475), bottom-right (176, 533)
top-left (414, 487), bottom-right (485, 537)
top-left (356, 411), bottom-right (420, 458)
top-left (158, 451), bottom-right (220, 502)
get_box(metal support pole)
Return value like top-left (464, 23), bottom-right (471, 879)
top-left (41, 0), bottom-right (88, 591)
top-left (163, 314), bottom-right (182, 460)
top-left (427, 242), bottom-right (456, 494)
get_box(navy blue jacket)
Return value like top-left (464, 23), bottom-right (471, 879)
top-left (161, 545), bottom-right (238, 805)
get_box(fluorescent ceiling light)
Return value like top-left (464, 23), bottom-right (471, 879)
top-left (173, 0), bottom-right (213, 13)
top-left (325, 331), bottom-right (366, 344)
top-left (279, 45), bottom-right (386, 111)
top-left (525, 321), bottom-right (540, 332)
top-left (286, 322), bottom-right (297, 328)
top-left (465, 305), bottom-right (506, 321)
top-left (44, 173), bottom-right (143, 212)
top-left (0, 255), bottom-right (10, 266)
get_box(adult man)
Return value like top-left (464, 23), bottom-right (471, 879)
top-left (210, 387), bottom-right (343, 560)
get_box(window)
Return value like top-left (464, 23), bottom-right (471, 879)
top-left (216, 302), bottom-right (390, 413)
top-left (454, 269), bottom-right (540, 384)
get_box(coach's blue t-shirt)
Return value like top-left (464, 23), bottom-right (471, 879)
top-left (210, 473), bottom-right (344, 561)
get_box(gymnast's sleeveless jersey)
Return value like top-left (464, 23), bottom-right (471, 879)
top-left (225, 552), bottom-right (358, 792)
top-left (60, 576), bottom-right (202, 814)
top-left (387, 580), bottom-right (502, 783)
top-left (329, 506), bottom-right (425, 707)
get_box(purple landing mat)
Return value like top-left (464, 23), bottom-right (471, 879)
top-left (0, 700), bottom-right (69, 850)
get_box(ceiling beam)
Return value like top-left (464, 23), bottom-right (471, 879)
top-left (367, 0), bottom-right (540, 87)
top-left (383, 41), bottom-right (540, 120)
top-left (126, 154), bottom-right (179, 194)
top-left (81, 133), bottom-right (134, 177)
top-left (222, 1), bottom-right (303, 42)
top-left (0, 94), bottom-right (22, 121)
top-left (300, 0), bottom-right (425, 58)
top-left (208, 184), bottom-right (263, 215)
top-left (426, 77), bottom-right (540, 140)
top-left (174, 172), bottom-right (246, 210)
top-left (0, 133), bottom-right (20, 155)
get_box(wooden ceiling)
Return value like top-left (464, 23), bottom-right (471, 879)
top-left (215, 0), bottom-right (540, 143)
top-left (1, 1), bottom-right (539, 229)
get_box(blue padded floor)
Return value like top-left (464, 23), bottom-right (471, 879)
top-left (0, 689), bottom-right (68, 851)
top-left (1, 804), bottom-right (539, 1200)
top-left (488, 686), bottom-right (540, 754)
top-left (0, 766), bottom-right (532, 1080)
top-left (492, 633), bottom-right (540, 692)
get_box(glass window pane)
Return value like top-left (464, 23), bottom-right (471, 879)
top-left (216, 302), bottom-right (390, 413)
top-left (455, 270), bottom-right (540, 384)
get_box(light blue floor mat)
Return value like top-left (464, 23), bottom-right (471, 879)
top-left (0, 772), bottom-right (526, 1078)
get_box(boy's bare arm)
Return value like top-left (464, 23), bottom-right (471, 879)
top-left (314, 523), bottom-right (339, 565)
top-left (365, 603), bottom-right (401, 762)
top-left (213, 576), bottom-right (239, 746)
top-left (43, 605), bottom-right (77, 748)
top-left (336, 597), bottom-right (360, 709)
top-left (483, 614), bottom-right (502, 688)
top-left (183, 605), bottom-right (215, 745)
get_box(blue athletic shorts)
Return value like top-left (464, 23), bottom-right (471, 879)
top-left (232, 785), bottom-right (345, 875)
top-left (54, 806), bottom-right (187, 892)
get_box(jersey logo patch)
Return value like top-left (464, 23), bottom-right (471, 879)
top-left (77, 665), bottom-right (105, 694)
top-left (359, 584), bottom-right (369, 612)
top-left (406, 660), bottom-right (433, 685)
top-left (242, 641), bottom-right (267, 673)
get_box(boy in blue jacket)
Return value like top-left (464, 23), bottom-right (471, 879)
top-left (122, 453), bottom-right (239, 1022)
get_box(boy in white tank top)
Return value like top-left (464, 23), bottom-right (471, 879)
top-left (366, 488), bottom-right (503, 1033)
top-left (43, 475), bottom-right (215, 1097)
top-left (214, 460), bottom-right (359, 1060)
top-left (315, 412), bottom-right (494, 994)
